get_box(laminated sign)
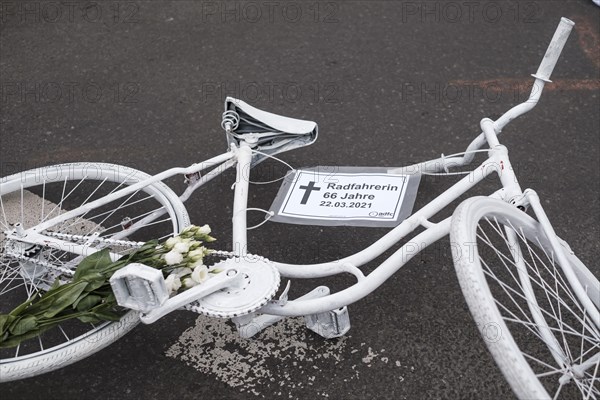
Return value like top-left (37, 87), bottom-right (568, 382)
top-left (269, 167), bottom-right (420, 227)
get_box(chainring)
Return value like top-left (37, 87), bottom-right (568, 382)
top-left (186, 257), bottom-right (280, 318)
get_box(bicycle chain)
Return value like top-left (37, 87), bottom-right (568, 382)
top-left (44, 231), bottom-right (144, 249)
top-left (3, 232), bottom-right (143, 277)
top-left (207, 250), bottom-right (271, 262)
top-left (5, 252), bottom-right (75, 277)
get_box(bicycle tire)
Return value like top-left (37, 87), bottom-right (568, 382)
top-left (450, 197), bottom-right (599, 399)
top-left (0, 162), bottom-right (189, 382)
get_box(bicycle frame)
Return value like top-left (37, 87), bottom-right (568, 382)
top-left (5, 17), bottom-right (595, 328)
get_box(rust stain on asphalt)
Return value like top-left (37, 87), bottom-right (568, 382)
top-left (451, 15), bottom-right (599, 92)
top-left (572, 15), bottom-right (600, 70)
top-left (449, 78), bottom-right (600, 92)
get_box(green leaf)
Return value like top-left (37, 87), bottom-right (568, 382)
top-left (9, 315), bottom-right (38, 336)
top-left (26, 284), bottom-right (78, 314)
top-left (103, 260), bottom-right (129, 276)
top-left (91, 287), bottom-right (114, 296)
top-left (9, 296), bottom-right (37, 316)
top-left (1, 330), bottom-right (40, 348)
top-left (49, 278), bottom-right (62, 291)
top-left (37, 313), bottom-right (85, 326)
top-left (77, 314), bottom-right (101, 324)
top-left (111, 241), bottom-right (157, 266)
top-left (0, 325), bottom-right (53, 349)
top-left (85, 303), bottom-right (122, 322)
top-left (73, 249), bottom-right (113, 280)
top-left (75, 295), bottom-right (102, 312)
top-left (42, 281), bottom-right (88, 318)
top-left (136, 240), bottom-right (159, 254)
top-left (91, 310), bottom-right (121, 322)
top-left (104, 293), bottom-right (117, 304)
top-left (72, 292), bottom-right (88, 309)
top-left (79, 272), bottom-right (108, 292)
top-left (0, 314), bottom-right (17, 334)
top-left (67, 303), bottom-right (121, 324)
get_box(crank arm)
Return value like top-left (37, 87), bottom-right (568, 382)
top-left (140, 269), bottom-right (243, 324)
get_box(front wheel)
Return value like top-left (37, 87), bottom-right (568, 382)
top-left (0, 163), bottom-right (190, 382)
top-left (451, 197), bottom-right (599, 399)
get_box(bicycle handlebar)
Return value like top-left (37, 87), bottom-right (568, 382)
top-left (533, 17), bottom-right (575, 82)
top-left (393, 18), bottom-right (576, 176)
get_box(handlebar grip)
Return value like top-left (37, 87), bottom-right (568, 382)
top-left (533, 17), bottom-right (575, 82)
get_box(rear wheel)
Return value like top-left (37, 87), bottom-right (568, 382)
top-left (0, 163), bottom-right (189, 382)
top-left (451, 197), bottom-right (599, 399)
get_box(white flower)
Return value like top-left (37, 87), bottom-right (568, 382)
top-left (182, 277), bottom-right (199, 289)
top-left (165, 236), bottom-right (182, 249)
top-left (181, 225), bottom-right (197, 234)
top-left (188, 240), bottom-right (202, 250)
top-left (198, 224), bottom-right (211, 235)
top-left (164, 274), bottom-right (181, 294)
top-left (187, 248), bottom-right (205, 262)
top-left (164, 250), bottom-right (183, 265)
top-left (191, 264), bottom-right (209, 283)
top-left (171, 267), bottom-right (192, 277)
top-left (173, 241), bottom-right (191, 254)
top-left (187, 259), bottom-right (202, 269)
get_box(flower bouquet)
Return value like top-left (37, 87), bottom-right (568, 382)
top-left (0, 225), bottom-right (218, 348)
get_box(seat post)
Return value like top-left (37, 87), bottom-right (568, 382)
top-left (232, 139), bottom-right (255, 257)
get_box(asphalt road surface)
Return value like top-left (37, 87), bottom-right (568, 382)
top-left (1, 1), bottom-right (599, 399)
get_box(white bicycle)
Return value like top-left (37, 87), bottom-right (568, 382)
top-left (0, 18), bottom-right (598, 399)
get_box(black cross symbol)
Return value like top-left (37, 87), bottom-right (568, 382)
top-left (299, 181), bottom-right (321, 204)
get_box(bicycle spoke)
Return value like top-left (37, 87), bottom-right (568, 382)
top-left (61, 191), bottom-right (155, 234)
top-left (42, 176), bottom-right (69, 223)
top-left (537, 368), bottom-right (568, 378)
top-left (532, 234), bottom-right (584, 312)
top-left (0, 193), bottom-right (9, 230)
top-left (0, 276), bottom-right (28, 297)
top-left (40, 180), bottom-right (46, 221)
top-left (585, 359), bottom-right (599, 399)
top-left (553, 383), bottom-right (565, 400)
top-left (58, 325), bottom-right (70, 341)
top-left (20, 185), bottom-right (24, 228)
top-left (94, 189), bottom-right (143, 231)
top-left (59, 177), bottom-right (109, 231)
top-left (96, 203), bottom-right (163, 235)
top-left (40, 176), bottom-right (87, 225)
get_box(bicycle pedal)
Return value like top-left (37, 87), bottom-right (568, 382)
top-left (109, 263), bottom-right (169, 313)
top-left (305, 306), bottom-right (351, 339)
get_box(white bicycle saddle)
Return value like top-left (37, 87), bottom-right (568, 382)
top-left (223, 97), bottom-right (318, 165)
